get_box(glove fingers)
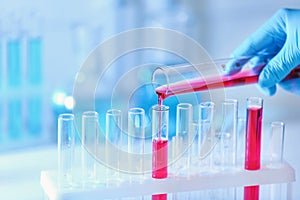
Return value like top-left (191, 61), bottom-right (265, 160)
top-left (258, 43), bottom-right (300, 88)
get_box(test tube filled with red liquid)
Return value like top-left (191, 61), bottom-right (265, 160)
top-left (245, 97), bottom-right (263, 170)
top-left (244, 97), bottom-right (263, 200)
top-left (152, 104), bottom-right (169, 179)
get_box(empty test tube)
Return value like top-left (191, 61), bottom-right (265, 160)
top-left (58, 113), bottom-right (75, 187)
top-left (268, 121), bottom-right (285, 167)
top-left (198, 101), bottom-right (215, 170)
top-left (175, 103), bottom-right (193, 175)
top-left (220, 99), bottom-right (238, 170)
top-left (128, 108), bottom-right (145, 177)
top-left (82, 111), bottom-right (99, 185)
top-left (105, 109), bottom-right (122, 182)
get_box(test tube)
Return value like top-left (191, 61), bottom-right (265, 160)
top-left (152, 104), bottom-right (169, 200)
top-left (27, 34), bottom-right (42, 85)
top-left (105, 109), bottom-right (122, 182)
top-left (7, 35), bottom-right (22, 87)
top-left (152, 104), bottom-right (169, 179)
top-left (81, 111), bottom-right (99, 185)
top-left (245, 97), bottom-right (263, 170)
top-left (220, 99), bottom-right (238, 170)
top-left (198, 101), bottom-right (214, 171)
top-left (175, 103), bottom-right (193, 175)
top-left (266, 124), bottom-right (285, 200)
top-left (26, 14), bottom-right (43, 136)
top-left (268, 121), bottom-right (285, 167)
top-left (58, 113), bottom-right (75, 187)
top-left (128, 108), bottom-right (145, 179)
top-left (8, 100), bottom-right (22, 139)
top-left (244, 97), bottom-right (263, 200)
top-left (6, 14), bottom-right (23, 140)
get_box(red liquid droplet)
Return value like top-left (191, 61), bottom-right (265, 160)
top-left (152, 137), bottom-right (168, 179)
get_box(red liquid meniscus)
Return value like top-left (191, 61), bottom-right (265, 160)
top-left (152, 137), bottom-right (168, 179)
top-left (245, 106), bottom-right (263, 170)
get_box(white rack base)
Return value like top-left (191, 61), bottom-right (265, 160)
top-left (40, 162), bottom-right (295, 200)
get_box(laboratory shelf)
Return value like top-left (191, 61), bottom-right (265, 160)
top-left (40, 162), bottom-right (295, 200)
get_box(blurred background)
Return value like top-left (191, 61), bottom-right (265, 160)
top-left (0, 0), bottom-right (300, 199)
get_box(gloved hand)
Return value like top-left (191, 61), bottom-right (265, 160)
top-left (225, 8), bottom-right (300, 96)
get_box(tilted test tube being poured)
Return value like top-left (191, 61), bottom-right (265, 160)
top-left (152, 56), bottom-right (300, 101)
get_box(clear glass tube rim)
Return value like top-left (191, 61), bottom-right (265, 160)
top-left (223, 98), bottom-right (238, 105)
top-left (82, 110), bottom-right (99, 118)
top-left (177, 102), bottom-right (193, 110)
top-left (246, 97), bottom-right (263, 108)
top-left (199, 101), bottom-right (215, 108)
top-left (152, 104), bottom-right (170, 112)
top-left (128, 107), bottom-right (145, 115)
top-left (271, 121), bottom-right (285, 128)
top-left (58, 113), bottom-right (74, 121)
top-left (106, 109), bottom-right (122, 116)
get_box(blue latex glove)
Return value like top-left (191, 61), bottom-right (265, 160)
top-left (226, 8), bottom-right (300, 96)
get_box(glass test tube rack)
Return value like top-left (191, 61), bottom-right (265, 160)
top-left (40, 100), bottom-right (295, 200)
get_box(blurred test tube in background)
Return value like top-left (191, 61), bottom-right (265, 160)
top-left (6, 13), bottom-right (22, 140)
top-left (26, 11), bottom-right (43, 136)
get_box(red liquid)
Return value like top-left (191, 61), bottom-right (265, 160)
top-left (152, 137), bottom-right (168, 179)
top-left (244, 186), bottom-right (259, 200)
top-left (158, 95), bottom-right (164, 106)
top-left (152, 194), bottom-right (167, 200)
top-left (244, 106), bottom-right (262, 199)
top-left (245, 106), bottom-right (262, 170)
top-left (156, 66), bottom-right (300, 100)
